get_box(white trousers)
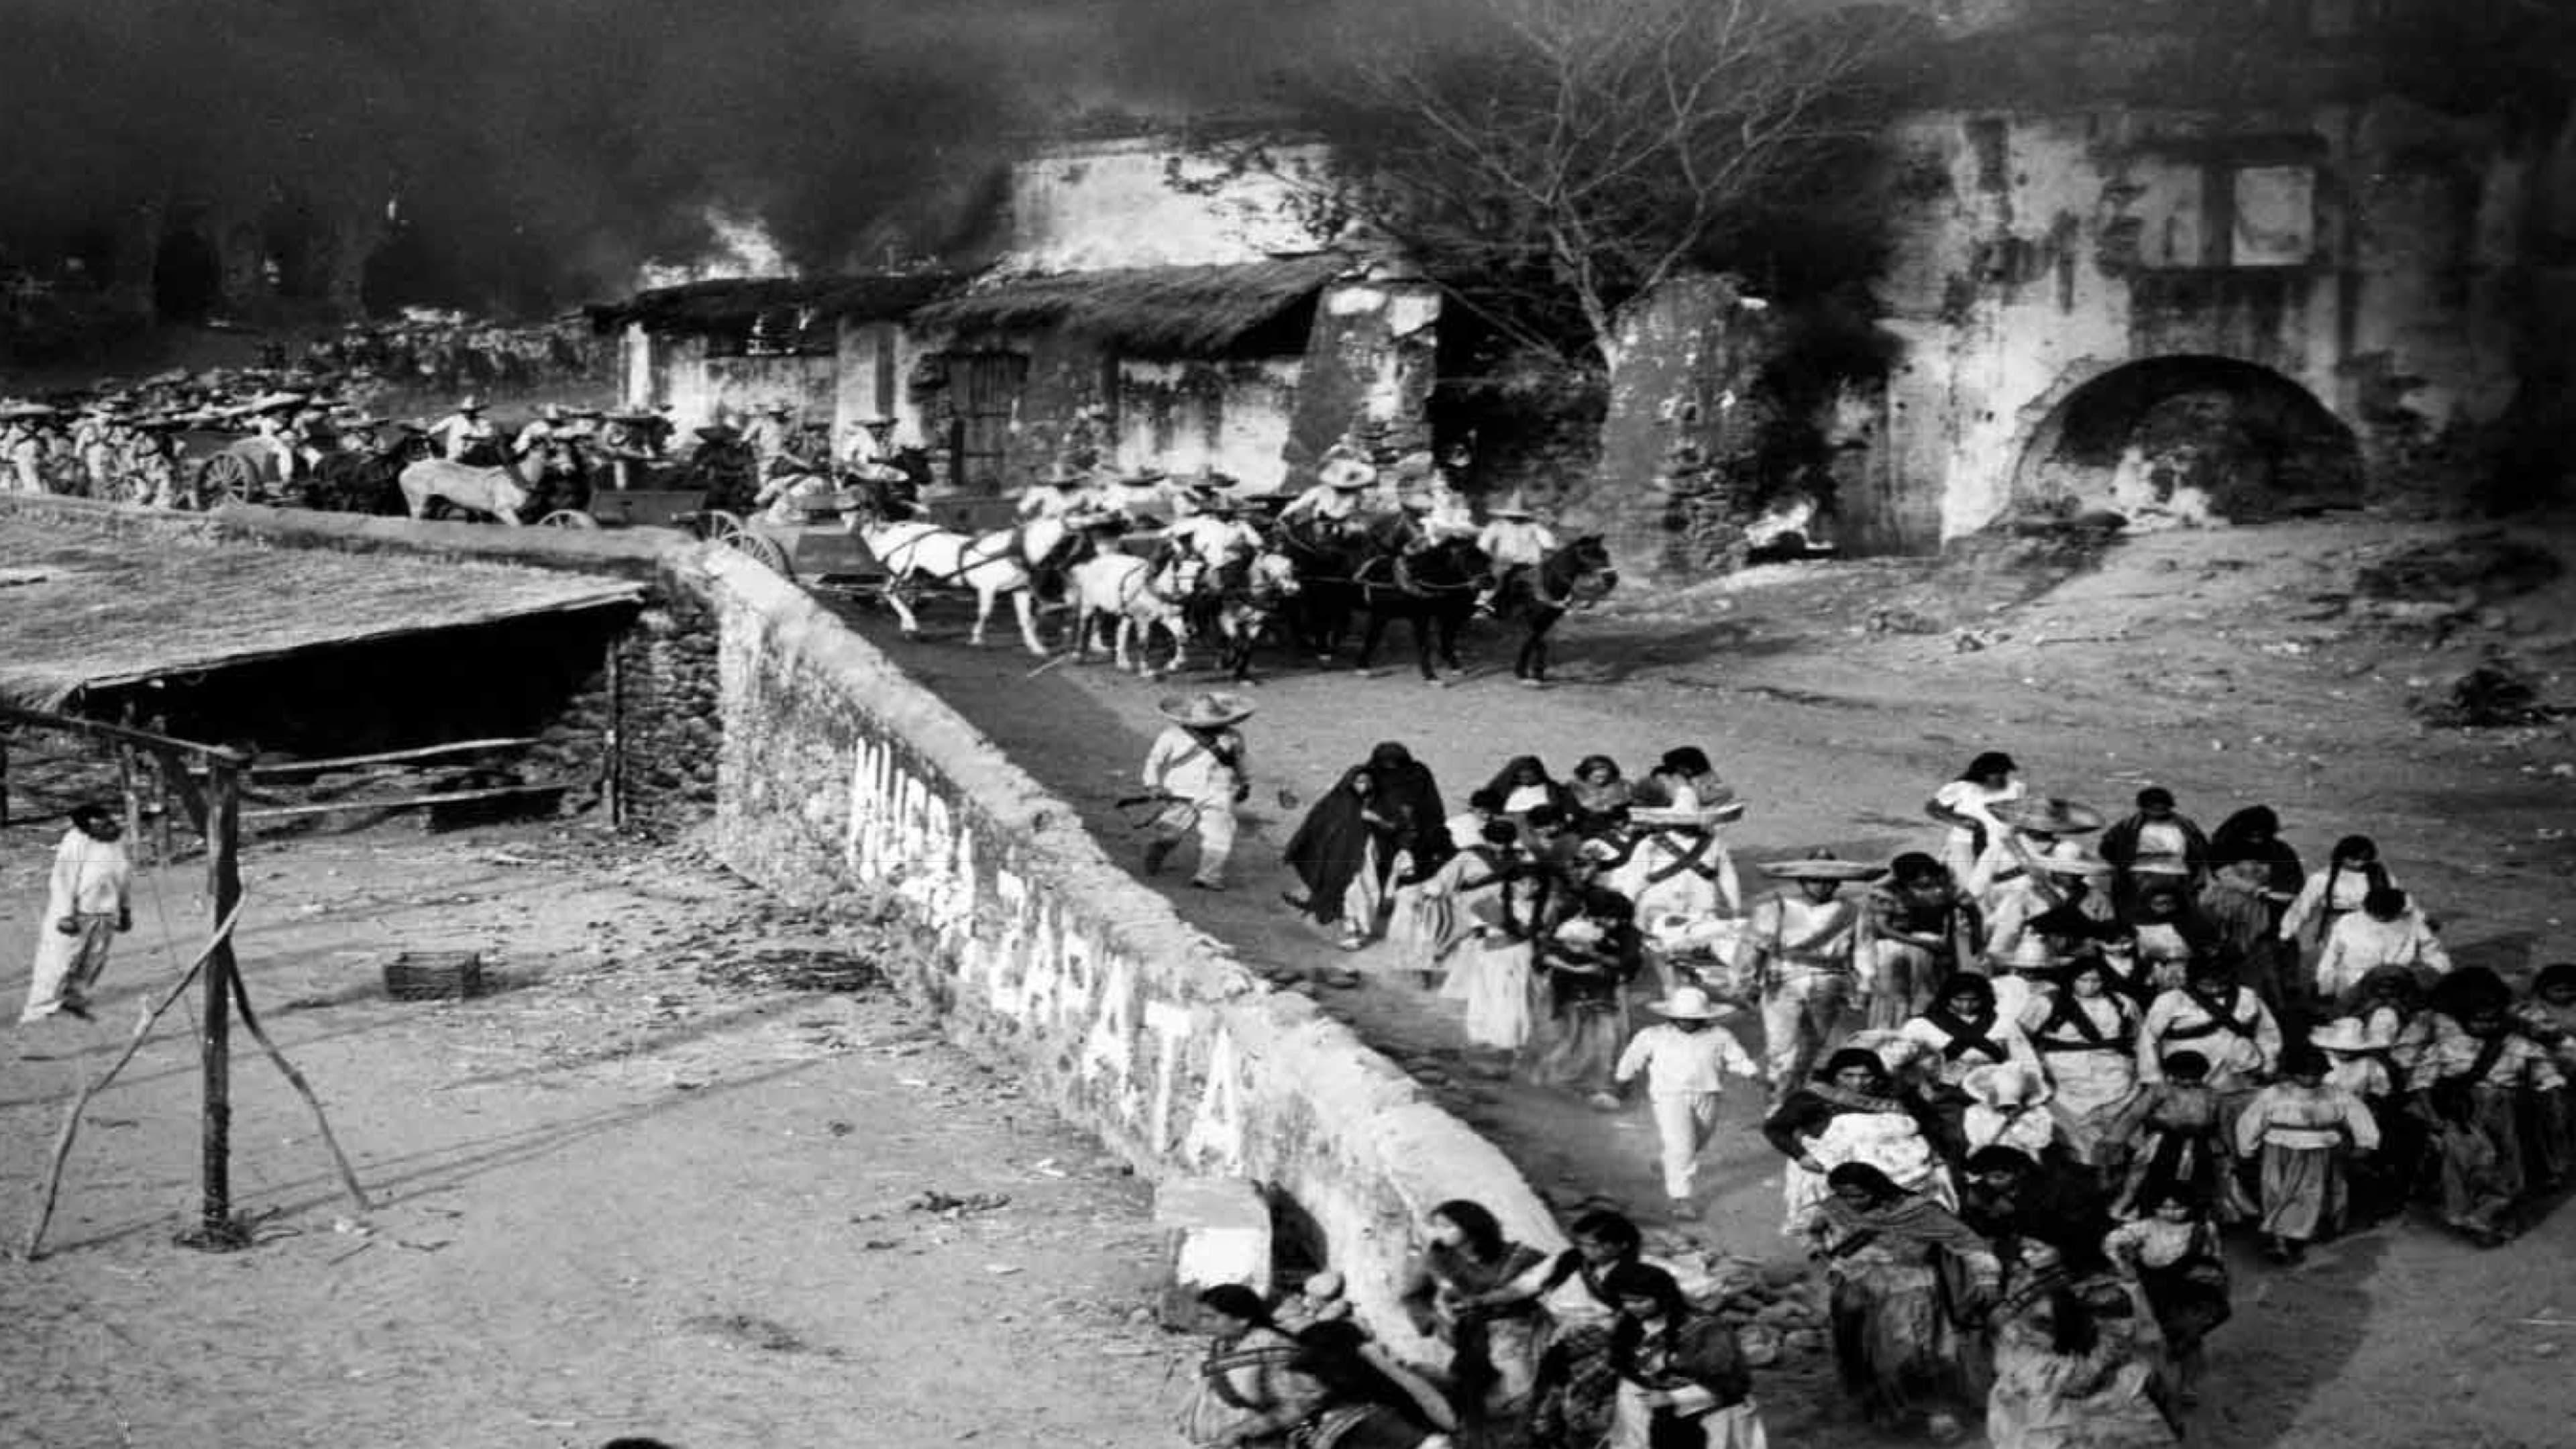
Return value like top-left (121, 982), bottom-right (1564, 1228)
top-left (21, 913), bottom-right (117, 1022)
top-left (1650, 1090), bottom-right (1725, 1200)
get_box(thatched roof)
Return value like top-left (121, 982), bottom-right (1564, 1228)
top-left (587, 271), bottom-right (967, 337)
top-left (910, 254), bottom-right (1350, 357)
top-left (0, 527), bottom-right (642, 711)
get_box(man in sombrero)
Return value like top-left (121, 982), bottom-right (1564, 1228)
top-left (1614, 983), bottom-right (1764, 1217)
top-left (1474, 490), bottom-right (1560, 614)
top-left (1276, 443), bottom-right (1377, 531)
top-left (1140, 692), bottom-right (1255, 892)
top-left (1731, 847), bottom-right (1884, 1096)
top-left (1964, 795), bottom-right (2107, 904)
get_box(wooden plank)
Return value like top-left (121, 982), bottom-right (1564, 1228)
top-left (239, 781), bottom-right (574, 822)
top-left (0, 704), bottom-right (243, 763)
top-left (199, 762), bottom-right (243, 1244)
top-left (238, 737), bottom-right (540, 777)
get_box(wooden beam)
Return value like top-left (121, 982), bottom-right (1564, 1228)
top-left (237, 781), bottom-right (574, 822)
top-left (605, 640), bottom-right (626, 830)
top-left (196, 761), bottom-right (243, 1245)
top-left (0, 703), bottom-right (244, 764)
top-left (235, 738), bottom-right (541, 777)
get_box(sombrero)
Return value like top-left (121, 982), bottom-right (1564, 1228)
top-left (455, 394), bottom-right (486, 412)
top-left (1113, 466), bottom-right (1167, 487)
top-left (2308, 1018), bottom-right (2379, 1053)
top-left (0, 401), bottom-right (61, 421)
top-left (695, 424), bottom-right (742, 443)
top-left (1489, 490), bottom-right (1538, 520)
top-left (1758, 849), bottom-right (1884, 883)
top-left (1646, 985), bottom-right (1736, 1021)
top-left (1156, 691), bottom-right (1254, 729)
top-left (1629, 798), bottom-right (1747, 829)
top-left (247, 391), bottom-right (308, 413)
top-left (2000, 797), bottom-right (2106, 835)
top-left (2033, 841), bottom-right (2114, 878)
top-left (1035, 462), bottom-right (1090, 488)
top-left (855, 414), bottom-right (897, 428)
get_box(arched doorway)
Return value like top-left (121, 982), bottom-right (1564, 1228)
top-left (2010, 356), bottom-right (2363, 523)
top-left (152, 229), bottom-right (221, 322)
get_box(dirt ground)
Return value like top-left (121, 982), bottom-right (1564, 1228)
top-left (845, 515), bottom-right (2576, 1449)
top-left (0, 824), bottom-right (1182, 1449)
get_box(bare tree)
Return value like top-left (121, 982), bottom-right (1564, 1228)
top-left (1182, 0), bottom-right (1920, 378)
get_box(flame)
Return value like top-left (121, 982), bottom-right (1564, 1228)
top-left (635, 207), bottom-right (799, 289)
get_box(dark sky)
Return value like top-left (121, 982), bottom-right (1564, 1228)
top-left (0, 0), bottom-right (1364, 309)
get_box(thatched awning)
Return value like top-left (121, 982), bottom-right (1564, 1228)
top-left (587, 271), bottom-right (967, 337)
top-left (910, 254), bottom-right (1350, 357)
top-left (0, 529), bottom-right (643, 710)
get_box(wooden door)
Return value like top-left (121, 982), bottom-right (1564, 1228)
top-left (951, 352), bottom-right (1027, 494)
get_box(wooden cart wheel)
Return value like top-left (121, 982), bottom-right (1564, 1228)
top-left (535, 509), bottom-right (600, 529)
top-left (199, 451), bottom-right (258, 506)
top-left (703, 509), bottom-right (794, 578)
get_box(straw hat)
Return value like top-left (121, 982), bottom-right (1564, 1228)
top-left (1156, 691), bottom-right (1254, 729)
top-left (1646, 985), bottom-right (1736, 1021)
top-left (1489, 490), bottom-right (1538, 520)
top-left (2001, 797), bottom-right (2106, 835)
top-left (2034, 840), bottom-right (2114, 878)
top-left (1319, 456), bottom-right (1377, 490)
top-left (455, 394), bottom-right (485, 413)
top-left (1758, 848), bottom-right (1886, 883)
top-left (1963, 1062), bottom-right (2053, 1109)
top-left (247, 391), bottom-right (307, 414)
top-left (1114, 466), bottom-right (1168, 488)
top-left (1036, 461), bottom-right (1089, 488)
top-left (2308, 1018), bottom-right (2378, 1053)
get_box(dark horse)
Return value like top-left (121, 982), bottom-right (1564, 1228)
top-left (1493, 535), bottom-right (1618, 684)
top-left (1350, 534), bottom-right (1491, 682)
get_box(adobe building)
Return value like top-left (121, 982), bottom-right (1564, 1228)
top-left (1844, 0), bottom-right (2576, 552)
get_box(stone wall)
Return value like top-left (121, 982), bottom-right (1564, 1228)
top-left (1281, 277), bottom-right (1442, 490)
top-left (1006, 138), bottom-right (1334, 272)
top-left (689, 547), bottom-right (1562, 1348)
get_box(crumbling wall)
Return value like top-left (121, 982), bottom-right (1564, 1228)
top-left (1279, 277), bottom-right (1440, 490)
top-left (1112, 357), bottom-right (1301, 490)
top-left (1582, 274), bottom-right (1782, 579)
top-left (691, 547), bottom-right (1560, 1350)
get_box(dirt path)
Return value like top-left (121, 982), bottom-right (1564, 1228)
top-left (857, 517), bottom-right (2576, 1448)
top-left (2, 825), bottom-right (1181, 1449)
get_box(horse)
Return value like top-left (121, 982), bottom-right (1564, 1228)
top-left (1350, 534), bottom-right (1491, 684)
top-left (1210, 548), bottom-right (1301, 683)
top-left (842, 487), bottom-right (1048, 655)
top-left (396, 452), bottom-right (548, 524)
top-left (1493, 535), bottom-right (1619, 685)
top-left (1067, 544), bottom-right (1191, 675)
top-left (1274, 517), bottom-right (1370, 659)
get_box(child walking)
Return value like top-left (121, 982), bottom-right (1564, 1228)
top-left (1615, 986), bottom-right (1765, 1219)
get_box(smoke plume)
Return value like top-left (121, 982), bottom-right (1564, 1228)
top-left (0, 0), bottom-right (1369, 313)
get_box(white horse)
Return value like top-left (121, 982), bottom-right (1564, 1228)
top-left (1068, 551), bottom-right (1189, 674)
top-left (397, 457), bottom-right (536, 524)
top-left (1211, 549), bottom-right (1301, 682)
top-left (853, 517), bottom-right (1049, 655)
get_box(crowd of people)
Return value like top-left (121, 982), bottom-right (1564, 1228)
top-left (1160, 719), bottom-right (2573, 1448)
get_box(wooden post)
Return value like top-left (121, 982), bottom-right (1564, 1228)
top-left (1, 733), bottom-right (10, 829)
top-left (197, 759), bottom-right (243, 1244)
top-left (604, 637), bottom-right (626, 830)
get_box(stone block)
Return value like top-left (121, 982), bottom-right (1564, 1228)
top-left (1154, 1175), bottom-right (1273, 1330)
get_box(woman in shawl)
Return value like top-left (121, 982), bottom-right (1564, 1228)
top-left (1765, 1048), bottom-right (1953, 1235)
top-left (1809, 1163), bottom-right (2002, 1433)
top-left (2106, 1052), bottom-right (2252, 1222)
top-left (1603, 1263), bottom-right (1766, 1449)
top-left (1458, 837), bottom-right (1556, 1059)
top-left (1518, 1211), bottom-right (1645, 1449)
top-left (1568, 755), bottom-right (1635, 839)
top-left (2234, 1042), bottom-right (2379, 1263)
top-left (1422, 819), bottom-right (1522, 998)
top-left (1486, 755), bottom-right (1574, 821)
top-left (2407, 967), bottom-right (2567, 1246)
top-left (1865, 854), bottom-right (1982, 1030)
top-left (1984, 1282), bottom-right (2179, 1448)
top-left (1633, 747), bottom-right (1731, 814)
top-left (2103, 1187), bottom-right (2231, 1410)
top-left (2205, 806), bottom-right (2304, 926)
top-left (2023, 959), bottom-right (2143, 1173)
top-left (1183, 1285), bottom-right (1323, 1447)
top-left (1285, 743), bottom-right (1446, 951)
top-left (1525, 887), bottom-right (1644, 1104)
top-left (1281, 1320), bottom-right (1457, 1449)
top-left (1398, 1199), bottom-right (1556, 1420)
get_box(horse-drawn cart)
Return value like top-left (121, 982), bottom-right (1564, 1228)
top-left (698, 508), bottom-right (889, 590)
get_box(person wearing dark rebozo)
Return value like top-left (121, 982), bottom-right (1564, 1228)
top-left (1279, 1320), bottom-right (1458, 1449)
top-left (1140, 692), bottom-right (1254, 892)
top-left (1602, 1263), bottom-right (1767, 1449)
top-left (1284, 742), bottom-right (1446, 951)
top-left (1806, 1163), bottom-right (2001, 1436)
top-left (1525, 887), bottom-right (1645, 1106)
top-left (1176, 1284), bottom-right (1319, 1448)
top-left (1984, 1281), bottom-right (2180, 1448)
top-left (2406, 966), bottom-right (2569, 1247)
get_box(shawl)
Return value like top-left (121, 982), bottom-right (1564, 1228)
top-left (2209, 808), bottom-right (2306, 902)
top-left (1283, 767), bottom-right (1387, 926)
top-left (1919, 1004), bottom-right (2010, 1063)
top-left (1817, 1191), bottom-right (1994, 1259)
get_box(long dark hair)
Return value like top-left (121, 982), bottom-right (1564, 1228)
top-left (2043, 1285), bottom-right (2101, 1357)
top-left (1431, 1199), bottom-right (1507, 1259)
top-left (1292, 1320), bottom-right (1424, 1424)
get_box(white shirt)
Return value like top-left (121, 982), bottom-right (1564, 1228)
top-left (1142, 725), bottom-right (1244, 805)
top-left (1279, 483), bottom-right (1362, 523)
top-left (1476, 519), bottom-right (1559, 568)
top-left (1018, 485), bottom-right (1086, 520)
top-left (1615, 1022), bottom-right (1760, 1097)
top-left (50, 829), bottom-right (131, 916)
top-left (2314, 909), bottom-right (2451, 999)
top-left (429, 412), bottom-right (495, 460)
top-left (1169, 514), bottom-right (1259, 559)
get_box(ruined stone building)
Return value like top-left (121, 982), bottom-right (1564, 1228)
top-left (600, 138), bottom-right (1439, 497)
top-left (1847, 0), bottom-right (2575, 552)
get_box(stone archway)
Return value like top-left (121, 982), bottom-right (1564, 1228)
top-left (2010, 356), bottom-right (2363, 524)
top-left (152, 229), bottom-right (222, 323)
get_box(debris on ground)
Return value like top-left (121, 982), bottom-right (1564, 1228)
top-left (906, 1189), bottom-right (1012, 1217)
top-left (696, 947), bottom-right (885, 994)
top-left (2415, 659), bottom-right (2559, 728)
top-left (2355, 531), bottom-right (2563, 606)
